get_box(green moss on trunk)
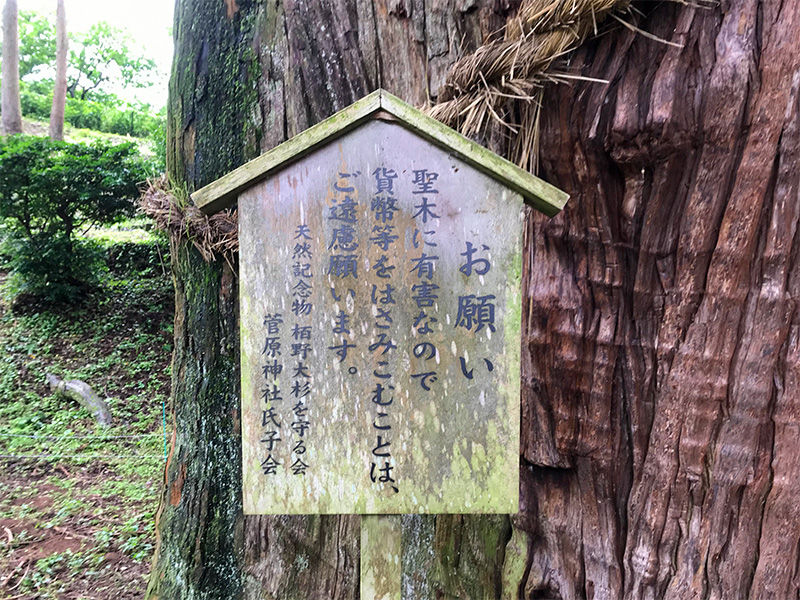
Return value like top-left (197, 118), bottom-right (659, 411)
top-left (147, 0), bottom-right (258, 597)
top-left (145, 246), bottom-right (243, 600)
top-left (167, 0), bottom-right (261, 190)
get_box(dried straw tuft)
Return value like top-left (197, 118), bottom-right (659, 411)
top-left (427, 0), bottom-right (693, 171)
top-left (138, 177), bottom-right (238, 267)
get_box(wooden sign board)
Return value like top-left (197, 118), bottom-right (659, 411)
top-left (192, 90), bottom-right (568, 515)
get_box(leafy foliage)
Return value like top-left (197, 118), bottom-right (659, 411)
top-left (0, 136), bottom-right (154, 302)
top-left (20, 81), bottom-right (167, 141)
top-left (67, 22), bottom-right (158, 100)
top-left (11, 12), bottom-right (158, 102)
top-left (106, 239), bottom-right (168, 278)
top-left (17, 10), bottom-right (57, 79)
top-left (9, 11), bottom-right (166, 158)
top-left (0, 136), bottom-right (148, 238)
top-left (19, 80), bottom-right (55, 117)
top-left (1, 234), bottom-right (106, 305)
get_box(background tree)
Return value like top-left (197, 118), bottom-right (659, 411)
top-left (49, 0), bottom-right (67, 140)
top-left (1, 0), bottom-right (22, 135)
top-left (66, 21), bottom-right (156, 100)
top-left (148, 0), bottom-right (800, 598)
top-left (6, 11), bottom-right (165, 152)
top-left (12, 12), bottom-right (155, 100)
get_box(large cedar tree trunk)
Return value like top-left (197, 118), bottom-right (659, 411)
top-left (1, 0), bottom-right (22, 135)
top-left (148, 0), bottom-right (800, 598)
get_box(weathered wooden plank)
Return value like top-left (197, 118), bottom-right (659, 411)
top-left (239, 119), bottom-right (523, 515)
top-left (377, 91), bottom-right (569, 217)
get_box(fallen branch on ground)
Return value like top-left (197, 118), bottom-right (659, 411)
top-left (46, 374), bottom-right (113, 426)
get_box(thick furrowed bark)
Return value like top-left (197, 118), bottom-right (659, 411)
top-left (529, 2), bottom-right (800, 598)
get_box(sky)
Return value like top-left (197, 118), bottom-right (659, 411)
top-left (19, 0), bottom-right (174, 107)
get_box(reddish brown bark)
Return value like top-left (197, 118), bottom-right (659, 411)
top-left (526, 3), bottom-right (800, 597)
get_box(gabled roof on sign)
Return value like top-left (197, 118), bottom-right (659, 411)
top-left (191, 89), bottom-right (569, 217)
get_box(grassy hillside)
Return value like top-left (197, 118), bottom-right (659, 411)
top-left (21, 117), bottom-right (156, 156)
top-left (0, 223), bottom-right (172, 599)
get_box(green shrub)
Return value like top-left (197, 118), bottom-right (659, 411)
top-left (0, 136), bottom-right (150, 304)
top-left (148, 118), bottom-right (167, 173)
top-left (18, 82), bottom-right (167, 142)
top-left (20, 84), bottom-right (52, 120)
top-left (105, 239), bottom-right (169, 278)
top-left (64, 98), bottom-right (106, 131)
top-left (3, 234), bottom-right (106, 305)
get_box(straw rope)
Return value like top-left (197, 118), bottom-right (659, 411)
top-left (139, 177), bottom-right (238, 266)
top-left (428, 0), bottom-right (684, 170)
